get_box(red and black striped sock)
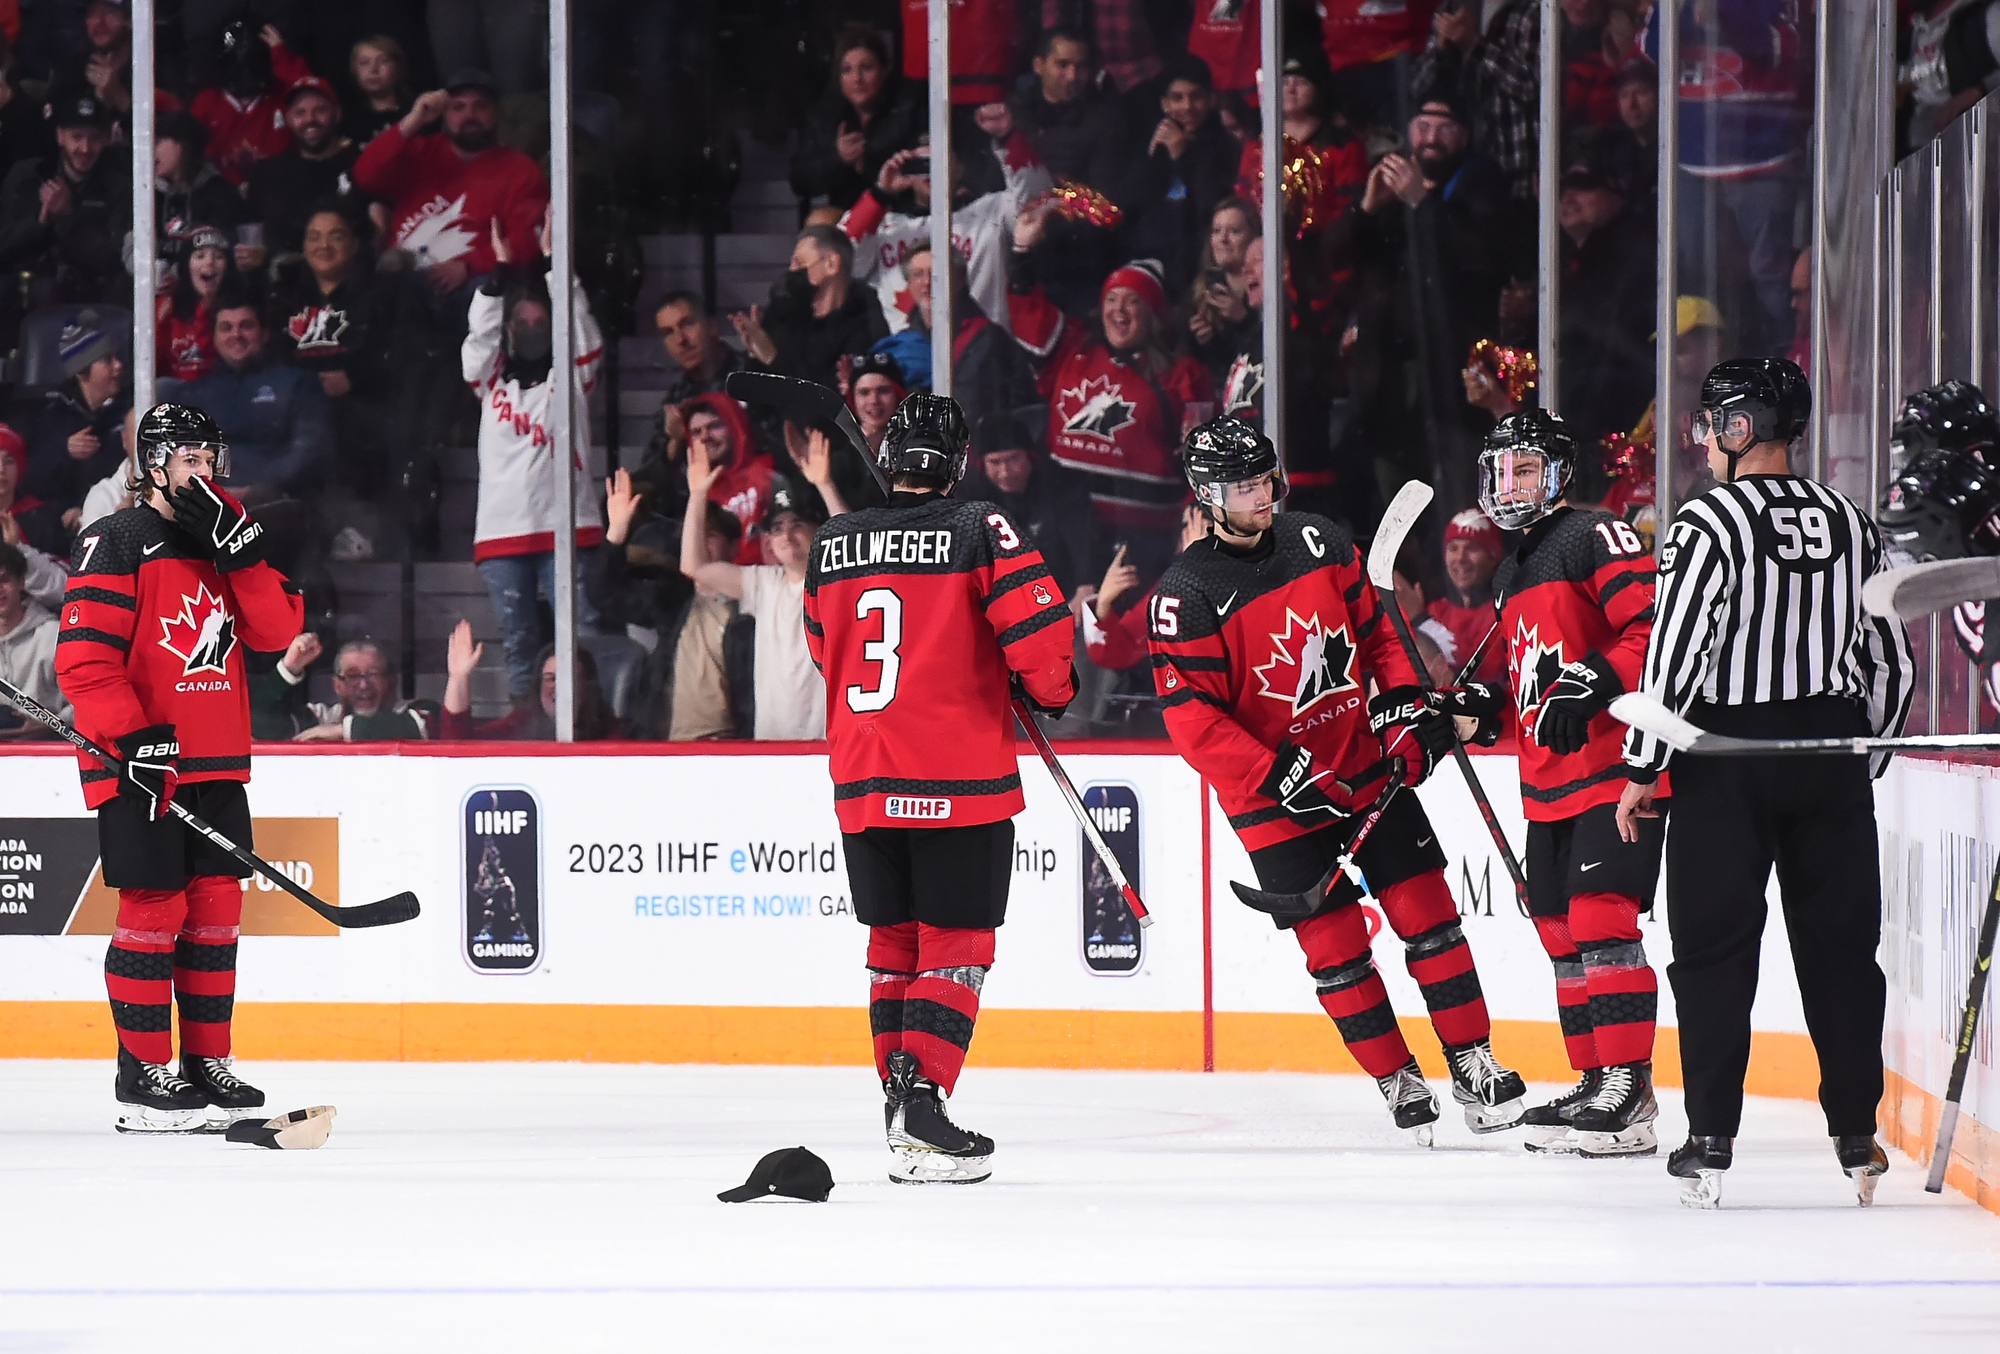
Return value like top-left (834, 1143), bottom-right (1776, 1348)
top-left (865, 922), bottom-right (920, 1082)
top-left (1533, 914), bottom-right (1601, 1072)
top-left (1381, 873), bottom-right (1489, 1048)
top-left (902, 924), bottom-right (996, 1096)
top-left (174, 875), bottom-right (243, 1059)
top-left (1296, 906), bottom-right (1413, 1077)
top-left (1572, 892), bottom-right (1657, 1066)
top-left (105, 887), bottom-right (188, 1064)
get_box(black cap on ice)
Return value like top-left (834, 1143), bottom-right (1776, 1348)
top-left (717, 1146), bottom-right (835, 1203)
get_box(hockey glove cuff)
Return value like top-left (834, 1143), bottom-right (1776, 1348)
top-left (1258, 739), bottom-right (1353, 824)
top-left (114, 724), bottom-right (179, 822)
top-left (1439, 682), bottom-right (1505, 747)
top-left (1011, 664), bottom-right (1076, 721)
top-left (170, 478), bottom-right (266, 572)
top-left (1533, 650), bottom-right (1623, 757)
top-left (1368, 685), bottom-right (1452, 785)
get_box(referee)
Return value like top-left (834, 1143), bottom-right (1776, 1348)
top-left (1614, 358), bottom-right (1914, 1207)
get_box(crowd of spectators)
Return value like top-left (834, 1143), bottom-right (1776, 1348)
top-left (0, 0), bottom-right (1834, 743)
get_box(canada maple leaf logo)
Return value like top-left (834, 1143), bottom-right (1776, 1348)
top-left (1056, 376), bottom-right (1137, 444)
top-left (158, 584), bottom-right (237, 678)
top-left (1509, 616), bottom-right (1567, 721)
top-left (395, 193), bottom-right (478, 267)
top-left (1253, 608), bottom-right (1359, 715)
top-left (287, 304), bottom-right (349, 352)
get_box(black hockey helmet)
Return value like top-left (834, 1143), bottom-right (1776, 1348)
top-left (136, 402), bottom-right (230, 481)
top-left (1891, 379), bottom-right (1998, 464)
top-left (1695, 357), bottom-right (1811, 480)
top-left (880, 391), bottom-right (969, 488)
top-left (1183, 415), bottom-right (1285, 527)
top-left (1879, 442), bottom-right (2000, 561)
top-left (1477, 409), bottom-right (1575, 531)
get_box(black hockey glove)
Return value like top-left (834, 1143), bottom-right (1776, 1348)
top-left (114, 724), bottom-right (179, 822)
top-left (1258, 739), bottom-right (1353, 824)
top-left (170, 477), bottom-right (266, 572)
top-left (1010, 664), bottom-right (1076, 722)
top-left (1533, 650), bottom-right (1623, 757)
top-left (1367, 685), bottom-right (1454, 786)
top-left (1439, 681), bottom-right (1505, 747)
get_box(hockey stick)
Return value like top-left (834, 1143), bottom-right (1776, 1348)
top-left (1928, 857), bottom-right (2000, 1192)
top-left (1366, 481), bottom-right (1531, 912)
top-left (1863, 557), bottom-right (2000, 622)
top-left (0, 677), bottom-right (420, 929)
top-left (1609, 690), bottom-right (2000, 756)
top-left (1230, 760), bottom-right (1406, 919)
top-left (1012, 701), bottom-right (1152, 928)
top-left (723, 369), bottom-right (894, 498)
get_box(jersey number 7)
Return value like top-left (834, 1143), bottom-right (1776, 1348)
top-left (845, 587), bottom-right (904, 712)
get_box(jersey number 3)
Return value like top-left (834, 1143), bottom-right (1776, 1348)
top-left (845, 587), bottom-right (903, 713)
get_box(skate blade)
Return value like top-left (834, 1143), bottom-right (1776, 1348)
top-left (1677, 1169), bottom-right (1724, 1209)
top-left (226, 1105), bottom-right (337, 1150)
top-left (1408, 1122), bottom-right (1435, 1149)
top-left (1523, 1127), bottom-right (1581, 1155)
top-left (202, 1103), bottom-right (271, 1130)
top-left (889, 1146), bottom-right (991, 1184)
top-left (1461, 1096), bottom-right (1527, 1134)
top-left (1577, 1121), bottom-right (1659, 1158)
top-left (114, 1104), bottom-right (210, 1134)
top-left (1849, 1166), bottom-right (1882, 1207)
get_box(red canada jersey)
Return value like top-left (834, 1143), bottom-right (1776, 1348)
top-left (1147, 514), bottom-right (1420, 850)
top-left (1010, 285), bottom-right (1214, 533)
top-left (1492, 507), bottom-right (1665, 822)
top-left (55, 502), bottom-right (305, 809)
top-left (804, 493), bottom-right (1075, 832)
top-left (1190, 0), bottom-right (1261, 93)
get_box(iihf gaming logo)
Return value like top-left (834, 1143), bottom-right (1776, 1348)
top-left (1510, 617), bottom-right (1568, 720)
top-left (1253, 609), bottom-right (1359, 716)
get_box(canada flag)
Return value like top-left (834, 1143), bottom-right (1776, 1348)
top-left (158, 584), bottom-right (238, 678)
top-left (1253, 608), bottom-right (1359, 716)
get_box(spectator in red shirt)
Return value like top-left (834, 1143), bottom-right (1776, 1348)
top-left (1427, 507), bottom-right (1506, 681)
top-left (637, 392), bottom-right (777, 567)
top-left (189, 21), bottom-right (313, 186)
top-left (353, 70), bottom-right (550, 317)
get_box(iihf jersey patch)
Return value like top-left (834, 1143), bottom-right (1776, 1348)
top-left (1252, 609), bottom-right (1359, 716)
top-left (1509, 616), bottom-right (1568, 720)
top-left (1033, 583), bottom-right (1053, 606)
top-left (1056, 376), bottom-right (1137, 443)
top-left (158, 584), bottom-right (238, 678)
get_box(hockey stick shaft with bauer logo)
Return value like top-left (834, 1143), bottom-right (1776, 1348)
top-left (1366, 482), bottom-right (1532, 913)
top-left (1013, 701), bottom-right (1152, 927)
top-left (0, 676), bottom-right (419, 929)
top-left (1928, 857), bottom-right (2000, 1193)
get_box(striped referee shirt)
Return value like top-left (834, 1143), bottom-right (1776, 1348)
top-left (1623, 474), bottom-right (1915, 773)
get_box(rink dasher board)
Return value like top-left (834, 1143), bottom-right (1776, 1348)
top-left (0, 746), bottom-right (1813, 1036)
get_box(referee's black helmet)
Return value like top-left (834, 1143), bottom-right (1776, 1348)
top-left (1697, 357), bottom-right (1810, 450)
top-left (880, 392), bottom-right (970, 489)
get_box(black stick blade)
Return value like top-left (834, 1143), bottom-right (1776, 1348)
top-left (724, 370), bottom-right (843, 421)
top-left (328, 892), bottom-right (422, 929)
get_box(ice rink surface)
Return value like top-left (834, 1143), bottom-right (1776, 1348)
top-left (0, 1061), bottom-right (1995, 1353)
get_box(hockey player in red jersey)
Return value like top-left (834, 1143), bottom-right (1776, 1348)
top-left (55, 403), bottom-right (305, 1131)
top-left (803, 393), bottom-right (1076, 1183)
top-left (1454, 411), bottom-right (1667, 1156)
top-left (1148, 416), bottom-right (1526, 1143)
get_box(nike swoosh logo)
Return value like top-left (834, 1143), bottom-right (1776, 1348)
top-left (1216, 591), bottom-right (1238, 616)
top-left (1580, 862), bottom-right (1601, 872)
top-left (1416, 837), bottom-right (1433, 849)
top-left (143, 542), bottom-right (164, 555)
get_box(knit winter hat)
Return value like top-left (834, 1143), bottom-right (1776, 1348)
top-left (59, 318), bottom-right (116, 378)
top-left (1101, 259), bottom-right (1168, 319)
top-left (187, 225), bottom-right (231, 255)
top-left (1444, 508), bottom-right (1503, 560)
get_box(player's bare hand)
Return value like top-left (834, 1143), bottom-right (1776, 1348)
top-left (604, 468), bottom-right (642, 544)
top-left (66, 427), bottom-right (100, 461)
top-left (1615, 777), bottom-right (1659, 843)
top-left (446, 619), bottom-right (484, 680)
top-left (282, 631), bottom-right (324, 677)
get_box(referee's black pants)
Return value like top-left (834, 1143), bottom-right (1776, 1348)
top-left (1664, 697), bottom-right (1886, 1139)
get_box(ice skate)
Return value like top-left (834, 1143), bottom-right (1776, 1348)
top-left (179, 1055), bottom-right (267, 1127)
top-left (1520, 1068), bottom-right (1603, 1154)
top-left (1443, 1038), bottom-right (1527, 1133)
top-left (884, 1051), bottom-right (992, 1184)
top-left (1667, 1135), bottom-right (1733, 1208)
top-left (1836, 1135), bottom-right (1888, 1207)
top-left (114, 1047), bottom-right (210, 1134)
top-left (1571, 1061), bottom-right (1658, 1158)
top-left (1376, 1061), bottom-right (1441, 1147)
